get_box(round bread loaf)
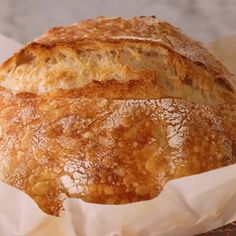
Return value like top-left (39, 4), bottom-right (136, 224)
top-left (0, 16), bottom-right (235, 216)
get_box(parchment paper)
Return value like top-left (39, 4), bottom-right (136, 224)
top-left (0, 35), bottom-right (235, 236)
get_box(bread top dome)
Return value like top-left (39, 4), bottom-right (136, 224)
top-left (0, 16), bottom-right (235, 105)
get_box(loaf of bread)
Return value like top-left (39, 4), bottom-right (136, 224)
top-left (0, 16), bottom-right (235, 216)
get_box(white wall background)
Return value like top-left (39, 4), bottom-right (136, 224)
top-left (0, 0), bottom-right (235, 43)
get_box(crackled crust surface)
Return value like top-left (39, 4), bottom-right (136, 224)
top-left (0, 88), bottom-right (235, 215)
top-left (0, 17), bottom-right (235, 216)
top-left (0, 16), bottom-right (235, 104)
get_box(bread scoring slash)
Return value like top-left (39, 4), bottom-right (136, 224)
top-left (0, 16), bottom-right (235, 216)
top-left (0, 16), bottom-right (235, 103)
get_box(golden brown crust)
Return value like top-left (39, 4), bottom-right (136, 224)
top-left (35, 16), bottom-right (230, 78)
top-left (0, 17), bottom-right (235, 216)
top-left (0, 16), bottom-right (235, 104)
top-left (0, 88), bottom-right (235, 215)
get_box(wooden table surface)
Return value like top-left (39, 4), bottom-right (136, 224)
top-left (202, 221), bottom-right (236, 235)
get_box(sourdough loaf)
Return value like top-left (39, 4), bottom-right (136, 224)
top-left (0, 16), bottom-right (235, 216)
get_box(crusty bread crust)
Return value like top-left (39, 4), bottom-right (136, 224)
top-left (0, 16), bottom-right (235, 104)
top-left (0, 87), bottom-right (235, 215)
top-left (0, 17), bottom-right (235, 216)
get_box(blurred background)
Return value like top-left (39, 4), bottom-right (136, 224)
top-left (0, 0), bottom-right (235, 43)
